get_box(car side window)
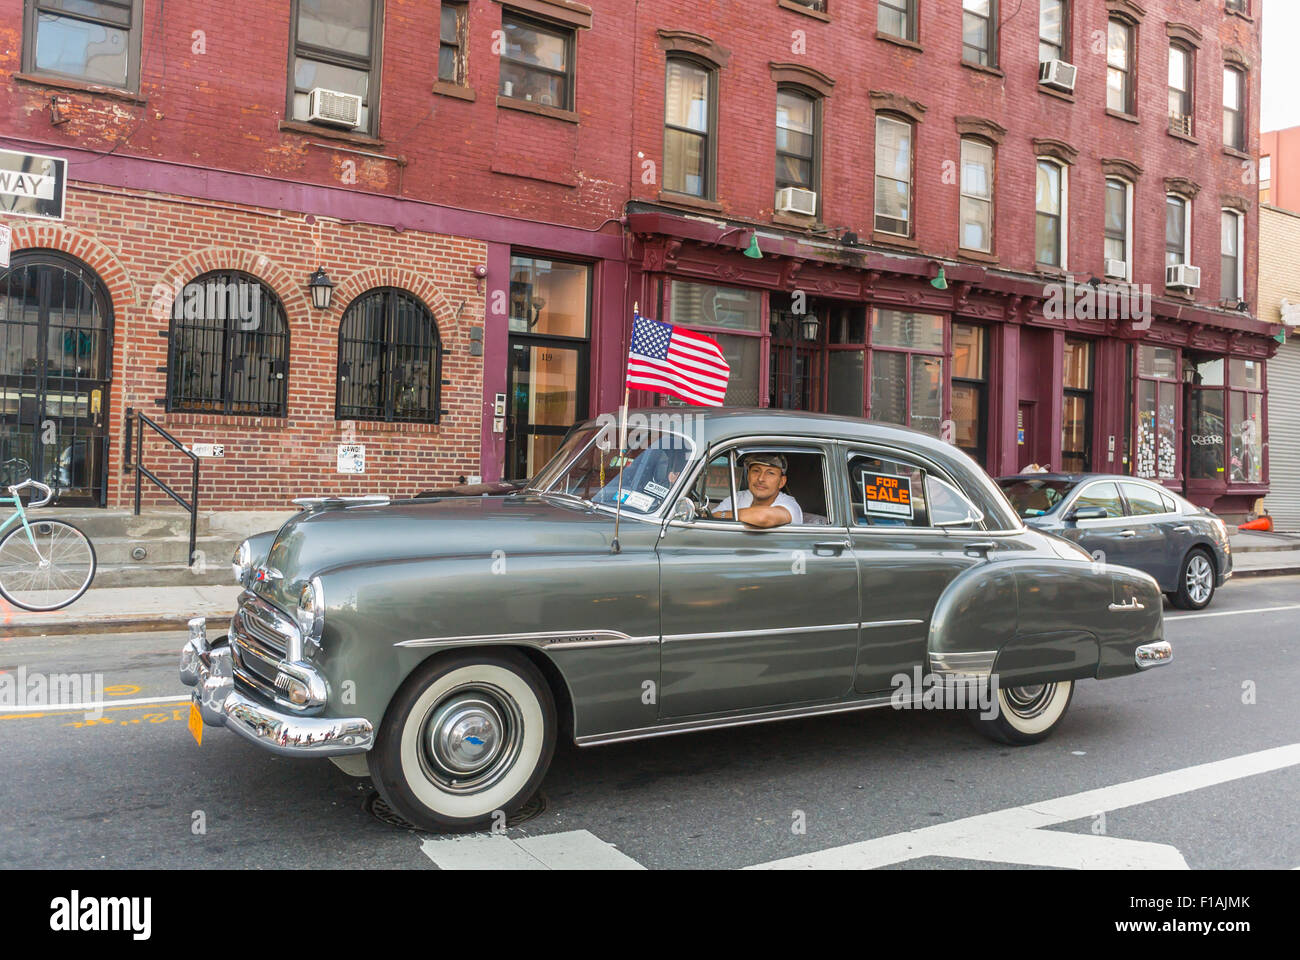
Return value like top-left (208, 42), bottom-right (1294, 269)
top-left (691, 447), bottom-right (832, 526)
top-left (690, 453), bottom-right (735, 516)
top-left (1074, 482), bottom-right (1124, 518)
top-left (847, 454), bottom-right (929, 527)
top-left (1121, 482), bottom-right (1166, 517)
top-left (1158, 490), bottom-right (1179, 514)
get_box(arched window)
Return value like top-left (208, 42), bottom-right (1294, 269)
top-left (167, 271), bottom-right (288, 416)
top-left (336, 288), bottom-right (441, 423)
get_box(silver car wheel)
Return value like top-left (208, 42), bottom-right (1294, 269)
top-left (417, 682), bottom-right (525, 795)
top-left (1185, 554), bottom-right (1213, 605)
top-left (1001, 683), bottom-right (1055, 721)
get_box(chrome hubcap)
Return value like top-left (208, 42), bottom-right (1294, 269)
top-left (1003, 683), bottom-right (1056, 719)
top-left (1186, 555), bottom-right (1213, 604)
top-left (419, 684), bottom-right (523, 794)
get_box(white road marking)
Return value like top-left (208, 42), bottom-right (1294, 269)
top-left (421, 829), bottom-right (646, 870)
top-left (747, 743), bottom-right (1300, 870)
top-left (1166, 603), bottom-right (1300, 622)
top-left (0, 694), bottom-right (190, 713)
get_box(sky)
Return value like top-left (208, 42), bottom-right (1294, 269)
top-left (1261, 0), bottom-right (1300, 132)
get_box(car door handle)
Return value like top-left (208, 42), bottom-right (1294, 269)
top-left (1118, 529), bottom-right (1138, 538)
top-left (1173, 525), bottom-right (1192, 533)
top-left (963, 541), bottom-right (997, 556)
top-left (1108, 599), bottom-right (1146, 612)
top-left (813, 540), bottom-right (850, 556)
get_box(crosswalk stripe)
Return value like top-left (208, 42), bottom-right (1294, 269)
top-left (420, 829), bottom-right (646, 870)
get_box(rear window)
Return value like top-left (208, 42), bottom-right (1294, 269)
top-left (996, 478), bottom-right (1077, 518)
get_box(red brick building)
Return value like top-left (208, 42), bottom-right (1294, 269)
top-left (0, 0), bottom-right (1277, 515)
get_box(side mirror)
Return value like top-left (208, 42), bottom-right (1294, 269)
top-left (672, 498), bottom-right (696, 524)
top-left (1067, 506), bottom-right (1108, 522)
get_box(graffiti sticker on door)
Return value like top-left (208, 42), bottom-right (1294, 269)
top-left (863, 474), bottom-right (913, 518)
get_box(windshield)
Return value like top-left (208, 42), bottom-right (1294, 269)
top-left (995, 477), bottom-right (1079, 518)
top-left (528, 423), bottom-right (699, 517)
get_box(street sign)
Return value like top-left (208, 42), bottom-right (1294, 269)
top-left (337, 443), bottom-right (365, 474)
top-left (0, 147), bottom-right (67, 221)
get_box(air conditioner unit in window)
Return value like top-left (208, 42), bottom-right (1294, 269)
top-left (1169, 113), bottom-right (1193, 137)
top-left (776, 186), bottom-right (818, 216)
top-left (1166, 264), bottom-right (1202, 290)
top-left (1039, 59), bottom-right (1078, 93)
top-left (307, 87), bottom-right (363, 128)
top-left (1104, 259), bottom-right (1129, 280)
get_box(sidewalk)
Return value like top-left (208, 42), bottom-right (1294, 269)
top-left (0, 585), bottom-right (242, 637)
top-left (1228, 529), bottom-right (1300, 578)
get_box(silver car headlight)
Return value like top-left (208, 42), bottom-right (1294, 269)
top-left (232, 540), bottom-right (253, 586)
top-left (295, 576), bottom-right (325, 646)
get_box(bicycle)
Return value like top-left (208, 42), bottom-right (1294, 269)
top-left (0, 459), bottom-right (96, 611)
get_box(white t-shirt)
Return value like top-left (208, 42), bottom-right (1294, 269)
top-left (715, 490), bottom-right (803, 525)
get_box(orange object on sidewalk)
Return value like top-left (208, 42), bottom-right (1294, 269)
top-left (1238, 516), bottom-right (1274, 532)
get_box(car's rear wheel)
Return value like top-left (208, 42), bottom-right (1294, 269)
top-left (968, 679), bottom-right (1074, 745)
top-left (368, 651), bottom-right (556, 833)
top-left (1170, 549), bottom-right (1215, 610)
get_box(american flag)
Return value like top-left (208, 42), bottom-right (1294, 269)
top-left (626, 312), bottom-right (731, 407)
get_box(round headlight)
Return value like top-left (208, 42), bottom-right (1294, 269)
top-left (232, 540), bottom-right (253, 586)
top-left (295, 576), bottom-right (324, 641)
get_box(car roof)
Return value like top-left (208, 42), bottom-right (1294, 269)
top-left (616, 406), bottom-right (951, 448)
top-left (995, 472), bottom-right (1171, 485)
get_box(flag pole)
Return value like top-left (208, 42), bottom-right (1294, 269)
top-left (612, 303), bottom-right (637, 554)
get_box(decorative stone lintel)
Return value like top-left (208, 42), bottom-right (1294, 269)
top-left (1033, 137), bottom-right (1079, 165)
top-left (1165, 175), bottom-right (1202, 198)
top-left (955, 115), bottom-right (1007, 144)
top-left (1101, 157), bottom-right (1144, 180)
top-left (1223, 45), bottom-right (1252, 70)
top-left (869, 90), bottom-right (926, 122)
top-left (1105, 0), bottom-right (1146, 23)
top-left (1221, 194), bottom-right (1252, 213)
top-left (769, 62), bottom-right (835, 97)
top-left (1165, 22), bottom-right (1203, 47)
top-left (657, 29), bottom-right (730, 68)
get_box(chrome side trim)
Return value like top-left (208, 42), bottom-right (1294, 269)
top-left (1108, 600), bottom-right (1146, 612)
top-left (663, 622), bottom-right (858, 643)
top-left (576, 692), bottom-right (904, 747)
top-left (394, 630), bottom-right (658, 651)
top-left (862, 618), bottom-right (925, 629)
top-left (929, 649), bottom-right (998, 678)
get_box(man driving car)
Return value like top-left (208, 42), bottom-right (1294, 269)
top-left (712, 453), bottom-right (803, 527)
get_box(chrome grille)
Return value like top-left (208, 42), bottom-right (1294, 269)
top-left (230, 592), bottom-right (299, 690)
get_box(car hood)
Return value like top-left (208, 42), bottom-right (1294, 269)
top-left (253, 495), bottom-right (617, 610)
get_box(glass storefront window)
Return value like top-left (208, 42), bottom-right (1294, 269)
top-left (1231, 358), bottom-right (1262, 390)
top-left (711, 332), bottom-right (761, 406)
top-left (952, 324), bottom-right (985, 379)
top-left (1062, 337), bottom-right (1093, 473)
top-left (951, 323), bottom-right (986, 462)
top-left (670, 281), bottom-right (762, 332)
top-left (1137, 345), bottom-right (1177, 379)
top-left (1230, 390), bottom-right (1262, 483)
top-left (509, 257), bottom-right (590, 337)
top-left (872, 309), bottom-right (943, 351)
top-left (828, 351), bottom-right (864, 417)
top-left (1136, 378), bottom-right (1177, 480)
top-left (870, 351), bottom-right (907, 425)
top-left (1188, 388), bottom-right (1226, 479)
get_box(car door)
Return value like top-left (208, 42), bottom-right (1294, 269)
top-left (1119, 481), bottom-right (1180, 588)
top-left (656, 441), bottom-right (860, 718)
top-left (1058, 480), bottom-right (1137, 567)
top-left (845, 448), bottom-right (990, 695)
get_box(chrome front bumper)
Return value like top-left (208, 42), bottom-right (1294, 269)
top-left (179, 618), bottom-right (374, 757)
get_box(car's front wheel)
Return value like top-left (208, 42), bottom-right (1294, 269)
top-left (1170, 548), bottom-right (1216, 610)
top-left (368, 651), bottom-right (556, 833)
top-left (968, 679), bottom-right (1074, 745)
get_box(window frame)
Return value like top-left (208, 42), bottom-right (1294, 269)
top-left (165, 271), bottom-right (290, 418)
top-left (438, 1), bottom-right (469, 86)
top-left (1103, 177), bottom-right (1133, 280)
top-left (958, 136), bottom-right (995, 254)
top-left (22, 0), bottom-right (144, 92)
top-left (868, 308), bottom-right (946, 437)
top-left (1223, 64), bottom-right (1246, 151)
top-left (499, 9), bottom-right (576, 111)
top-left (1062, 336), bottom-right (1094, 473)
top-left (962, 0), bottom-right (998, 68)
top-left (335, 287), bottom-right (444, 425)
top-left (663, 54), bottom-right (718, 201)
top-left (1039, 0), bottom-right (1069, 64)
top-left (1221, 208), bottom-right (1244, 302)
top-left (1165, 193), bottom-right (1192, 270)
top-left (950, 322), bottom-right (989, 467)
top-left (1106, 16), bottom-right (1136, 115)
top-left (874, 113), bottom-right (914, 237)
top-left (678, 439), bottom-right (840, 532)
top-left (1035, 157), bottom-right (1068, 269)
top-left (774, 85), bottom-right (821, 201)
top-left (878, 0), bottom-right (918, 43)
top-left (1168, 41), bottom-right (1194, 135)
top-left (287, 0), bottom-right (384, 136)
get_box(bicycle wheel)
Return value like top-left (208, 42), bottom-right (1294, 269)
top-left (0, 519), bottom-right (97, 611)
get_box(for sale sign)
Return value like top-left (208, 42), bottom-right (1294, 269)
top-left (0, 148), bottom-right (66, 221)
top-left (863, 473), bottom-right (913, 518)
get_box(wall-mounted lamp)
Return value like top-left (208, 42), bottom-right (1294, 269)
top-left (308, 266), bottom-right (335, 310)
top-left (800, 314), bottom-right (820, 342)
top-left (930, 265), bottom-right (949, 290)
top-left (743, 233), bottom-right (764, 259)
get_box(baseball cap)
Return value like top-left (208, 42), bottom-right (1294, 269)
top-left (744, 452), bottom-right (788, 474)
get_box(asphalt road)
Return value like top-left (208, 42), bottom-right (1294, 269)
top-left (1, 576), bottom-right (1296, 870)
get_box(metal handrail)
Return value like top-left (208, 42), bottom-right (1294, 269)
top-left (130, 408), bottom-right (200, 562)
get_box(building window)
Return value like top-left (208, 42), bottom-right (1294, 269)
top-left (336, 289), bottom-right (442, 423)
top-left (870, 309), bottom-right (944, 437)
top-left (878, 0), bottom-right (917, 42)
top-left (1039, 0), bottom-right (1067, 62)
top-left (775, 88), bottom-right (818, 198)
top-left (499, 12), bottom-right (574, 110)
top-left (1261, 154), bottom-right (1272, 203)
top-left (874, 115), bottom-right (913, 236)
top-left (951, 323), bottom-right (988, 465)
top-left (1168, 43), bottom-right (1193, 136)
top-left (1187, 355), bottom-right (1225, 481)
top-left (1035, 159), bottom-right (1067, 267)
top-left (1223, 65), bottom-right (1246, 151)
top-left (1229, 358), bottom-right (1263, 483)
top-left (1225, 0), bottom-right (1248, 17)
top-left (1165, 194), bottom-right (1191, 268)
top-left (786, 0), bottom-right (827, 11)
top-left (1062, 337), bottom-right (1093, 472)
top-left (167, 272), bottom-right (289, 417)
top-left (509, 256), bottom-right (591, 337)
top-left (1104, 178), bottom-right (1132, 279)
top-left (962, 0), bottom-right (996, 67)
top-left (438, 2), bottom-right (468, 85)
top-left (1135, 345), bottom-right (1178, 480)
top-left (289, 0), bottom-right (381, 135)
top-left (23, 0), bottom-right (143, 90)
top-left (959, 138), bottom-right (994, 253)
top-left (664, 57), bottom-right (714, 198)
top-left (664, 281), bottom-right (762, 406)
top-left (1106, 18), bottom-right (1134, 114)
top-left (1221, 209), bottom-right (1244, 302)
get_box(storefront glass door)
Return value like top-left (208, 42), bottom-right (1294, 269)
top-left (506, 337), bottom-right (588, 482)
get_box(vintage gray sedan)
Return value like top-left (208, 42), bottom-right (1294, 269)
top-left (181, 410), bottom-right (1172, 832)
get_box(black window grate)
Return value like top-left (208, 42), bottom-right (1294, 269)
top-left (167, 271), bottom-right (289, 417)
top-left (336, 288), bottom-right (441, 424)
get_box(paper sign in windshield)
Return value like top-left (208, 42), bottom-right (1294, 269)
top-left (863, 473), bottom-right (913, 518)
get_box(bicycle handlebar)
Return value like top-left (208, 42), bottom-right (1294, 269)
top-left (8, 480), bottom-right (55, 508)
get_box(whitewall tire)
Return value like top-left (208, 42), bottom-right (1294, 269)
top-left (368, 651), bottom-right (556, 832)
top-left (968, 679), bottom-right (1074, 745)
